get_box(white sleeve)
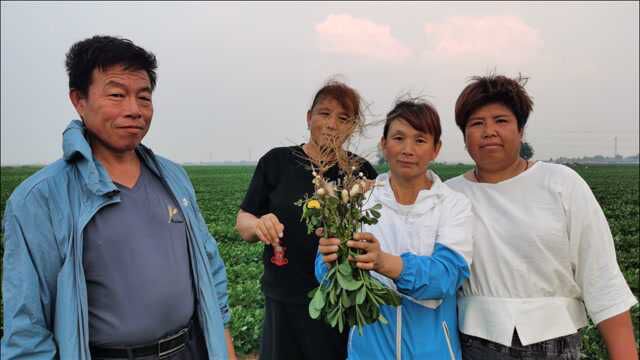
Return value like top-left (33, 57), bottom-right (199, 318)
top-left (437, 191), bottom-right (473, 266)
top-left (564, 170), bottom-right (637, 324)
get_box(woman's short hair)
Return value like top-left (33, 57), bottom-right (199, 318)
top-left (383, 99), bottom-right (441, 144)
top-left (455, 74), bottom-right (534, 134)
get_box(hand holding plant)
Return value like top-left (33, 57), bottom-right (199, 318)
top-left (296, 170), bottom-right (401, 334)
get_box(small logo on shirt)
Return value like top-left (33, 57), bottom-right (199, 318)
top-left (181, 198), bottom-right (190, 207)
top-left (168, 205), bottom-right (179, 223)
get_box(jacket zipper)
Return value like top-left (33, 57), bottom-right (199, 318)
top-left (396, 305), bottom-right (402, 360)
top-left (442, 320), bottom-right (456, 360)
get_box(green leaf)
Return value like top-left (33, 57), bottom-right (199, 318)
top-left (356, 286), bottom-right (366, 305)
top-left (308, 287), bottom-right (325, 319)
top-left (329, 286), bottom-right (337, 305)
top-left (341, 290), bottom-right (352, 307)
top-left (355, 305), bottom-right (366, 335)
top-left (337, 261), bottom-right (352, 276)
top-left (337, 270), bottom-right (363, 290)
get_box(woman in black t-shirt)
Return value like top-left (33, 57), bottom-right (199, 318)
top-left (236, 81), bottom-right (377, 360)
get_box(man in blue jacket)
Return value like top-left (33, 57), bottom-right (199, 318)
top-left (2, 35), bottom-right (236, 360)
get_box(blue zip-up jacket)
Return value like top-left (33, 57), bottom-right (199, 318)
top-left (315, 171), bottom-right (473, 360)
top-left (2, 120), bottom-right (231, 359)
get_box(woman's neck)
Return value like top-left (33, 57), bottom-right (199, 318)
top-left (303, 140), bottom-right (340, 167)
top-left (389, 172), bottom-right (432, 205)
top-left (302, 141), bottom-right (321, 162)
top-left (474, 158), bottom-right (528, 184)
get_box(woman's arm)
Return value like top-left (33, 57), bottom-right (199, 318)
top-left (351, 235), bottom-right (466, 296)
top-left (394, 245), bottom-right (470, 300)
top-left (393, 192), bottom-right (473, 300)
top-left (235, 209), bottom-right (261, 242)
top-left (314, 248), bottom-right (330, 283)
top-left (235, 209), bottom-right (283, 246)
top-left (597, 311), bottom-right (638, 360)
top-left (347, 232), bottom-right (403, 278)
top-left (224, 328), bottom-right (238, 360)
top-left (347, 233), bottom-right (469, 300)
top-left (562, 168), bottom-right (637, 356)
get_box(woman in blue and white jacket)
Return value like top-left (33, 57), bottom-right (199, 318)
top-left (316, 99), bottom-right (473, 359)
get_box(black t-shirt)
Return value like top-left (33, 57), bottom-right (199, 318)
top-left (240, 145), bottom-right (378, 303)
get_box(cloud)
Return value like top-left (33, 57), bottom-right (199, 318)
top-left (315, 14), bottom-right (411, 63)
top-left (423, 16), bottom-right (542, 64)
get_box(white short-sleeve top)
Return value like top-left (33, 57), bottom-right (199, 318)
top-left (446, 161), bottom-right (637, 346)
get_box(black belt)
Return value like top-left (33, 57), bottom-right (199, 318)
top-left (90, 320), bottom-right (193, 359)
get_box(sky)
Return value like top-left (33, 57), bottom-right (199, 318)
top-left (1, 1), bottom-right (638, 165)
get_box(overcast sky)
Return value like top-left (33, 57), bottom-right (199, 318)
top-left (1, 1), bottom-right (638, 165)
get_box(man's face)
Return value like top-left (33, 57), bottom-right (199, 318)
top-left (70, 65), bottom-right (153, 155)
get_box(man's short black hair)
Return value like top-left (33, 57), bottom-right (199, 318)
top-left (65, 35), bottom-right (157, 96)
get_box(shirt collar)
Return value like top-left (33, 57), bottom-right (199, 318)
top-left (370, 169), bottom-right (445, 215)
top-left (61, 120), bottom-right (161, 196)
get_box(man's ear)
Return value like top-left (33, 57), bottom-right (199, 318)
top-left (306, 110), bottom-right (312, 130)
top-left (69, 89), bottom-right (87, 120)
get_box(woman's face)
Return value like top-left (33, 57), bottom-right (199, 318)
top-left (306, 97), bottom-right (354, 148)
top-left (381, 118), bottom-right (441, 181)
top-left (464, 102), bottom-right (522, 170)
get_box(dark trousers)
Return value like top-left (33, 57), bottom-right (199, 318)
top-left (92, 318), bottom-right (209, 360)
top-left (461, 330), bottom-right (581, 360)
top-left (260, 296), bottom-right (348, 360)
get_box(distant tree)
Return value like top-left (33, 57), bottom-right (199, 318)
top-left (520, 141), bottom-right (534, 160)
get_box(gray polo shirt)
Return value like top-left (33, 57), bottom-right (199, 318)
top-left (83, 161), bottom-right (195, 346)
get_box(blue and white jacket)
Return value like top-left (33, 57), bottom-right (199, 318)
top-left (2, 120), bottom-right (231, 359)
top-left (315, 171), bottom-right (473, 360)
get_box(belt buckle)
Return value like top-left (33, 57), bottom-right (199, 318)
top-left (158, 327), bottom-right (189, 359)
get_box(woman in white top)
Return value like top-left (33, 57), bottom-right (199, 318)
top-left (446, 74), bottom-right (637, 359)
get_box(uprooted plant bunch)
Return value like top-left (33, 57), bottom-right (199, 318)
top-left (295, 121), bottom-right (401, 334)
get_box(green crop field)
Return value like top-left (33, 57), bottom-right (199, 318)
top-left (1, 163), bottom-right (638, 358)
